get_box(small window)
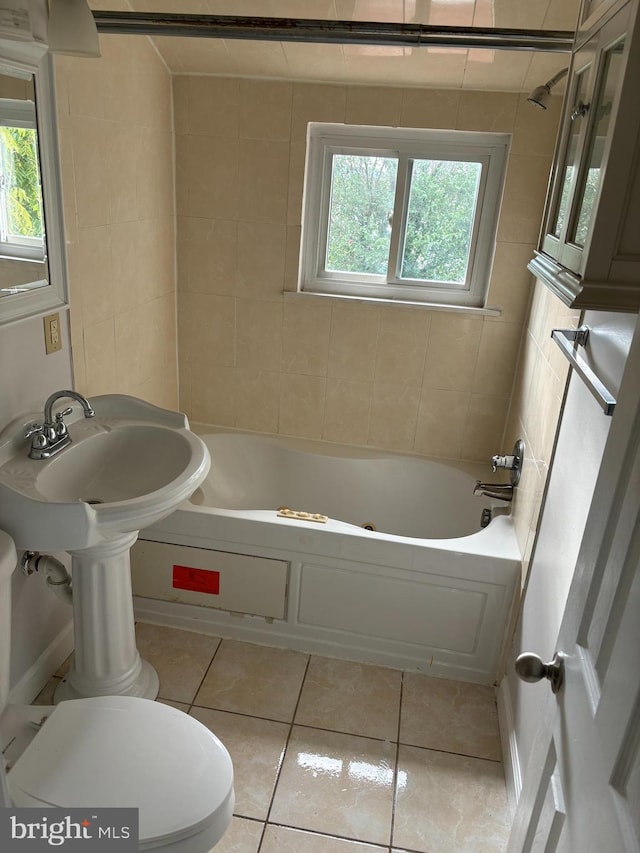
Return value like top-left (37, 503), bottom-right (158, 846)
top-left (0, 97), bottom-right (45, 263)
top-left (299, 124), bottom-right (509, 308)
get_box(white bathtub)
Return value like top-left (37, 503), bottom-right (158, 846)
top-left (132, 430), bottom-right (521, 684)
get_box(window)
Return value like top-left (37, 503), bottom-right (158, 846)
top-left (299, 124), bottom-right (509, 308)
top-left (0, 97), bottom-right (45, 263)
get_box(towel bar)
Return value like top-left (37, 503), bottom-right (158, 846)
top-left (551, 326), bottom-right (616, 416)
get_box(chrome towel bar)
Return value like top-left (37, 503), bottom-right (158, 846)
top-left (551, 326), bottom-right (616, 416)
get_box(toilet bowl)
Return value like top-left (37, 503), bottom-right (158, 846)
top-left (0, 530), bottom-right (234, 852)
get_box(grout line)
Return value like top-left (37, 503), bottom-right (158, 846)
top-left (256, 653), bottom-right (311, 852)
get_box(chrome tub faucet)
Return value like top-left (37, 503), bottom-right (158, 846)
top-left (473, 439), bottom-right (525, 503)
top-left (473, 481), bottom-right (514, 502)
top-left (26, 390), bottom-right (95, 459)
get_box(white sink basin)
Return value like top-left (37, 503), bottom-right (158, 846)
top-left (0, 395), bottom-right (210, 552)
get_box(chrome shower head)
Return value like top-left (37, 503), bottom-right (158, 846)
top-left (527, 84), bottom-right (552, 109)
top-left (527, 67), bottom-right (569, 110)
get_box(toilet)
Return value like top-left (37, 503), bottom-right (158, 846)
top-left (0, 530), bottom-right (234, 852)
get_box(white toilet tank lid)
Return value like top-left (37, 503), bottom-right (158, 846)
top-left (8, 696), bottom-right (234, 847)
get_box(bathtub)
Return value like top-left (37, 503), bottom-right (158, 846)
top-left (131, 430), bottom-right (521, 684)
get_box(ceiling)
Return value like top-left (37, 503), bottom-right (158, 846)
top-left (96, 1), bottom-right (580, 92)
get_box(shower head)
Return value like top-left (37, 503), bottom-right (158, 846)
top-left (527, 67), bottom-right (569, 110)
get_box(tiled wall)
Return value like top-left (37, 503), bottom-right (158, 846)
top-left (175, 78), bottom-right (562, 462)
top-left (504, 280), bottom-right (580, 578)
top-left (54, 33), bottom-right (178, 409)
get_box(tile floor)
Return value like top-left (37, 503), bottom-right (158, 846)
top-left (40, 623), bottom-right (512, 853)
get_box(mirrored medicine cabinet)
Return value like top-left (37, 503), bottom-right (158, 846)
top-left (0, 43), bottom-right (68, 327)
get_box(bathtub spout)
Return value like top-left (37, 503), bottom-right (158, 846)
top-left (473, 481), bottom-right (514, 502)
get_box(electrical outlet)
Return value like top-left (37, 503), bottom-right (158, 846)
top-left (43, 312), bottom-right (62, 355)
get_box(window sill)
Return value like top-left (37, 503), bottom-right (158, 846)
top-left (284, 289), bottom-right (502, 317)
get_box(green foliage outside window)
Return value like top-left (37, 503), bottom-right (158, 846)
top-left (326, 154), bottom-right (397, 276)
top-left (402, 159), bottom-right (480, 283)
top-left (325, 153), bottom-right (481, 285)
top-left (0, 125), bottom-right (44, 240)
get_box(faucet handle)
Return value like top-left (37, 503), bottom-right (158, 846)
top-left (24, 423), bottom-right (48, 450)
top-left (54, 407), bottom-right (73, 437)
top-left (492, 454), bottom-right (515, 473)
top-left (24, 422), bottom-right (43, 438)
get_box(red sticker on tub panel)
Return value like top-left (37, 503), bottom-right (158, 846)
top-left (173, 565), bottom-right (220, 595)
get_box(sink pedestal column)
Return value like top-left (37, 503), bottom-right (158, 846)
top-left (55, 532), bottom-right (159, 703)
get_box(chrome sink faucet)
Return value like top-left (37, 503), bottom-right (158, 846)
top-left (25, 390), bottom-right (96, 459)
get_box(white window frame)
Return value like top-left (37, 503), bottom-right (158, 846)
top-left (0, 96), bottom-right (45, 262)
top-left (299, 123), bottom-right (510, 308)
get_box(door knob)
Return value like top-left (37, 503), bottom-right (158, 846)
top-left (515, 652), bottom-right (564, 694)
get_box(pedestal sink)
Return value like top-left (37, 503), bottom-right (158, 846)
top-left (0, 394), bottom-right (211, 702)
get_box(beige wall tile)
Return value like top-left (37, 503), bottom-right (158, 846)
top-left (462, 393), bottom-right (511, 462)
top-left (238, 139), bottom-right (291, 225)
top-left (239, 79), bottom-right (292, 140)
top-left (322, 378), bottom-right (372, 445)
top-left (83, 318), bottom-right (116, 396)
top-left (287, 141), bottom-right (306, 227)
top-left (71, 225), bottom-right (114, 328)
top-left (511, 92), bottom-right (562, 158)
top-left (279, 374), bottom-right (326, 438)
top-left (236, 222), bottom-right (287, 300)
top-left (291, 83), bottom-right (347, 142)
top-left (172, 76), bottom-right (188, 136)
top-left (414, 388), bottom-right (470, 459)
top-left (106, 123), bottom-right (139, 223)
top-left (368, 383), bottom-right (421, 451)
top-left (61, 32), bottom-right (178, 408)
top-left (473, 320), bottom-right (523, 397)
top-left (190, 363), bottom-right (236, 426)
top-left (345, 85), bottom-right (403, 126)
top-left (235, 368), bottom-right (281, 433)
top-left (456, 91), bottom-right (518, 132)
top-left (179, 217), bottom-right (237, 296)
top-left (328, 302), bottom-right (380, 383)
top-left (236, 299), bottom-right (282, 371)
top-left (284, 227), bottom-right (302, 292)
top-left (374, 308), bottom-right (431, 386)
top-left (485, 242), bottom-right (536, 324)
top-left (422, 314), bottom-right (483, 392)
top-left (497, 155), bottom-right (552, 244)
top-left (182, 293), bottom-right (235, 366)
top-left (282, 301), bottom-right (331, 376)
top-left (187, 76), bottom-right (240, 138)
top-left (69, 116), bottom-right (111, 228)
top-left (186, 135), bottom-right (240, 220)
top-left (135, 128), bottom-right (174, 220)
top-left (400, 88), bottom-right (460, 129)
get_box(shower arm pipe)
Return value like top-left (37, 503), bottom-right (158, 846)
top-left (92, 12), bottom-right (574, 53)
top-left (546, 67), bottom-right (570, 87)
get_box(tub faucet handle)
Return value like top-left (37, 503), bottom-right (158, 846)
top-left (490, 439), bottom-right (524, 486)
top-left (491, 454), bottom-right (515, 473)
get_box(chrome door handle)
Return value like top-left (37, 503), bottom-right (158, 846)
top-left (515, 652), bottom-right (565, 694)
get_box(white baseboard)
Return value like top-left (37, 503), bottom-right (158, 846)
top-left (8, 620), bottom-right (74, 705)
top-left (497, 675), bottom-right (521, 816)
